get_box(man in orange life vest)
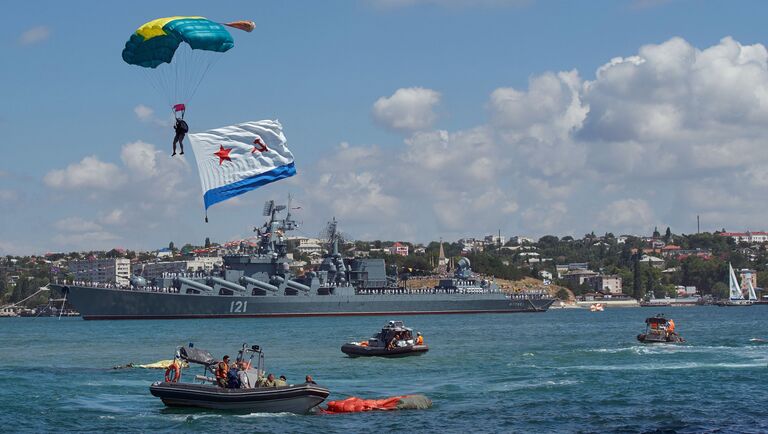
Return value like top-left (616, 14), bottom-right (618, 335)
top-left (667, 319), bottom-right (676, 337)
top-left (215, 355), bottom-right (230, 388)
top-left (416, 332), bottom-right (424, 345)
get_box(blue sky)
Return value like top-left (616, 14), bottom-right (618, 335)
top-left (3, 0), bottom-right (768, 254)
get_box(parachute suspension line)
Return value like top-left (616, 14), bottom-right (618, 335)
top-left (142, 68), bottom-right (172, 109)
top-left (188, 54), bottom-right (222, 104)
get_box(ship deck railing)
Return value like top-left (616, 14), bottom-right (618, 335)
top-left (59, 280), bottom-right (182, 293)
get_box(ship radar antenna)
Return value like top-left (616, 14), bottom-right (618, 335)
top-left (263, 200), bottom-right (275, 217)
top-left (320, 217), bottom-right (349, 256)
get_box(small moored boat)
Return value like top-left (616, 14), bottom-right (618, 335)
top-left (342, 320), bottom-right (428, 358)
top-left (637, 314), bottom-right (685, 343)
top-left (149, 343), bottom-right (329, 413)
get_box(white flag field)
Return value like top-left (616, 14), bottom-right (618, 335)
top-left (188, 120), bottom-right (296, 211)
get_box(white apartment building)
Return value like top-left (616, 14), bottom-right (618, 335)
top-left (510, 235), bottom-right (534, 245)
top-left (68, 258), bottom-right (131, 285)
top-left (286, 237), bottom-right (325, 256)
top-left (589, 275), bottom-right (623, 295)
top-left (484, 234), bottom-right (506, 246)
top-left (720, 231), bottom-right (768, 244)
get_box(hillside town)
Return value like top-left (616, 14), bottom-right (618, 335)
top-left (2, 227), bottom-right (767, 316)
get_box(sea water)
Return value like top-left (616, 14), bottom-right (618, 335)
top-left (0, 307), bottom-right (766, 433)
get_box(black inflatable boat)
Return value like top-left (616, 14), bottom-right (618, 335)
top-left (342, 320), bottom-right (429, 358)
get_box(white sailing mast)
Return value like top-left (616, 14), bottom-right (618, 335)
top-left (728, 263), bottom-right (744, 301)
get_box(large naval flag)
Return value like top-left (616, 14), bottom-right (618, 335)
top-left (188, 120), bottom-right (296, 217)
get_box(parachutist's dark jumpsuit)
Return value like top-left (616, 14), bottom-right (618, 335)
top-left (172, 119), bottom-right (189, 155)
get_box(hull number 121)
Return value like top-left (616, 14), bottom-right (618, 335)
top-left (230, 300), bottom-right (248, 313)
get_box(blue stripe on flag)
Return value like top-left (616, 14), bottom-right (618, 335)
top-left (203, 162), bottom-right (296, 209)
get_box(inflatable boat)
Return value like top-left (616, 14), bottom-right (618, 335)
top-left (637, 314), bottom-right (685, 343)
top-left (342, 320), bottom-right (428, 358)
top-left (149, 343), bottom-right (329, 413)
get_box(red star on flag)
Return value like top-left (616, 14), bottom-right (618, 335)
top-left (214, 145), bottom-right (232, 165)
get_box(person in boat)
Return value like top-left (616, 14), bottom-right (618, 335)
top-left (263, 373), bottom-right (277, 387)
top-left (227, 362), bottom-right (241, 388)
top-left (276, 375), bottom-right (288, 387)
top-left (416, 332), bottom-right (424, 346)
top-left (404, 330), bottom-right (414, 345)
top-left (237, 362), bottom-right (252, 388)
top-left (388, 332), bottom-right (401, 350)
top-left (215, 355), bottom-right (230, 388)
top-left (667, 319), bottom-right (676, 337)
top-left (305, 375), bottom-right (317, 385)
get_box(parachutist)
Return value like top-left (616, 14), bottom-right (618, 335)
top-left (172, 115), bottom-right (188, 156)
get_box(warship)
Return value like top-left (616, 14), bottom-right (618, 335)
top-left (50, 200), bottom-right (553, 320)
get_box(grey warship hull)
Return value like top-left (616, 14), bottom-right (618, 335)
top-left (51, 284), bottom-right (553, 320)
top-left (52, 201), bottom-right (553, 320)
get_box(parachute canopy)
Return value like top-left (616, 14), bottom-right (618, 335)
top-left (122, 16), bottom-right (234, 68)
top-left (122, 17), bottom-right (254, 108)
top-left (323, 395), bottom-right (432, 413)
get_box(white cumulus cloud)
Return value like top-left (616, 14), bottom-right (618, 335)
top-left (19, 26), bottom-right (50, 46)
top-left (372, 87), bottom-right (441, 133)
top-left (43, 156), bottom-right (125, 190)
top-left (121, 141), bottom-right (160, 178)
top-left (134, 105), bottom-right (154, 121)
top-left (598, 199), bottom-right (655, 231)
top-left (54, 217), bottom-right (103, 233)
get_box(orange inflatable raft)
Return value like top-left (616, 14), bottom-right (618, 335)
top-left (323, 394), bottom-right (432, 413)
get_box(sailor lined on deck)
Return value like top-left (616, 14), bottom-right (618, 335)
top-left (215, 355), bottom-right (230, 388)
top-left (305, 375), bottom-right (317, 384)
top-left (667, 319), bottom-right (676, 336)
top-left (416, 332), bottom-right (424, 345)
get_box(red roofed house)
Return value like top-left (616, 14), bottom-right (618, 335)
top-left (389, 242), bottom-right (409, 256)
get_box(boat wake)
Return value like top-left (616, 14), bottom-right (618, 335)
top-left (235, 412), bottom-right (296, 418)
top-left (489, 379), bottom-right (581, 392)
top-left (586, 344), bottom-right (767, 356)
top-left (558, 361), bottom-right (767, 371)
